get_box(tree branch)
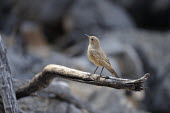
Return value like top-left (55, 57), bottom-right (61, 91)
top-left (0, 35), bottom-right (20, 113)
top-left (16, 64), bottom-right (150, 100)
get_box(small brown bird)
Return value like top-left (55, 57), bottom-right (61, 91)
top-left (86, 34), bottom-right (120, 78)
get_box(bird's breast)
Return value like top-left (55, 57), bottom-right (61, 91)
top-left (87, 46), bottom-right (101, 66)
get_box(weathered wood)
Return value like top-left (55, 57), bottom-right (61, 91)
top-left (16, 64), bottom-right (150, 100)
top-left (0, 35), bottom-right (20, 113)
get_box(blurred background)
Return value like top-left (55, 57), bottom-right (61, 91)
top-left (0, 0), bottom-right (170, 113)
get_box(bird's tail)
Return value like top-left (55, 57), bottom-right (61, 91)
top-left (109, 68), bottom-right (120, 78)
top-left (105, 65), bottom-right (120, 78)
top-left (101, 60), bottom-right (120, 78)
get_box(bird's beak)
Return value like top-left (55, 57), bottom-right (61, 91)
top-left (85, 34), bottom-right (90, 38)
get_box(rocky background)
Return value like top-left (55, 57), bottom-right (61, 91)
top-left (0, 0), bottom-right (170, 113)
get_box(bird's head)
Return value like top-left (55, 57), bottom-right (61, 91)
top-left (85, 34), bottom-right (100, 47)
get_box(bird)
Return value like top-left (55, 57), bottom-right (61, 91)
top-left (86, 34), bottom-right (120, 78)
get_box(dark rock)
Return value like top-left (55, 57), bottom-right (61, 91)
top-left (14, 0), bottom-right (74, 24)
top-left (18, 97), bottom-right (70, 113)
top-left (15, 79), bottom-right (90, 113)
top-left (1, 0), bottom-right (135, 49)
top-left (70, 0), bottom-right (134, 30)
top-left (70, 82), bottom-right (147, 113)
top-left (144, 63), bottom-right (170, 113)
top-left (0, 0), bottom-right (16, 34)
top-left (113, 0), bottom-right (170, 30)
top-left (58, 0), bottom-right (135, 48)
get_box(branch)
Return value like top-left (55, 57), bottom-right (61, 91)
top-left (0, 35), bottom-right (20, 113)
top-left (16, 64), bottom-right (150, 99)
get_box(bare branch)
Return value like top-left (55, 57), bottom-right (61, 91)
top-left (0, 35), bottom-right (20, 113)
top-left (16, 64), bottom-right (150, 100)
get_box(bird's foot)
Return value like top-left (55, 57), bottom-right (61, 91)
top-left (100, 75), bottom-right (110, 79)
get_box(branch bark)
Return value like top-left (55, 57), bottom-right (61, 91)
top-left (0, 35), bottom-right (20, 113)
top-left (16, 64), bottom-right (150, 100)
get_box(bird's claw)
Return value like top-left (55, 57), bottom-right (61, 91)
top-left (100, 75), bottom-right (110, 79)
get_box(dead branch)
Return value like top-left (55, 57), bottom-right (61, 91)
top-left (16, 64), bottom-right (150, 100)
top-left (0, 35), bottom-right (20, 113)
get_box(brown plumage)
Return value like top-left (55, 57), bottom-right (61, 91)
top-left (86, 35), bottom-right (120, 78)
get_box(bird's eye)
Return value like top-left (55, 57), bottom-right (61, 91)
top-left (91, 39), bottom-right (94, 41)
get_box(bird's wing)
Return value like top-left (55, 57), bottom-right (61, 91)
top-left (91, 49), bottom-right (111, 65)
top-left (91, 49), bottom-right (120, 78)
